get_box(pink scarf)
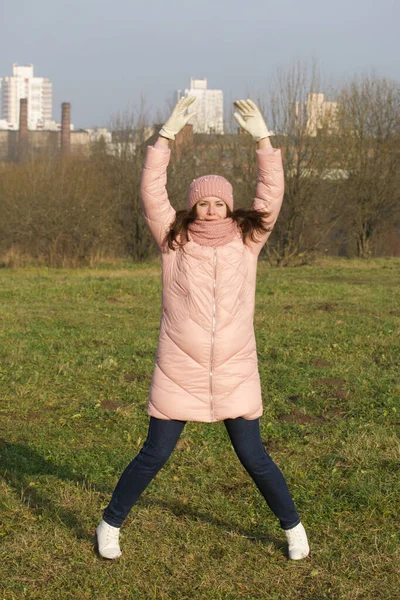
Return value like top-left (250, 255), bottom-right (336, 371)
top-left (188, 218), bottom-right (241, 247)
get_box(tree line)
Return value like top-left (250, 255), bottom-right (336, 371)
top-left (0, 65), bottom-right (399, 267)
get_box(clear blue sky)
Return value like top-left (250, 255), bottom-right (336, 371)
top-left (1, 0), bottom-right (399, 128)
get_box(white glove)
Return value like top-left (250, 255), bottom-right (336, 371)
top-left (159, 96), bottom-right (196, 141)
top-left (233, 99), bottom-right (271, 141)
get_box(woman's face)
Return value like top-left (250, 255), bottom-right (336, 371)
top-left (195, 198), bottom-right (227, 220)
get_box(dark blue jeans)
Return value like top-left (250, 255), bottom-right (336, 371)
top-left (103, 417), bottom-right (300, 530)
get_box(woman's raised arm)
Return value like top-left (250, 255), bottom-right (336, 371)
top-left (140, 97), bottom-right (196, 249)
top-left (233, 99), bottom-right (284, 255)
top-left (257, 136), bottom-right (272, 151)
top-left (155, 135), bottom-right (170, 148)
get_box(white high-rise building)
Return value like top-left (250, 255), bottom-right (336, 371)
top-left (295, 93), bottom-right (339, 136)
top-left (0, 64), bottom-right (52, 130)
top-left (180, 78), bottom-right (224, 135)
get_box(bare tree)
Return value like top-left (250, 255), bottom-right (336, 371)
top-left (107, 103), bottom-right (158, 261)
top-left (261, 61), bottom-right (345, 266)
top-left (0, 152), bottom-right (120, 266)
top-left (1, 72), bottom-right (399, 267)
top-left (337, 75), bottom-right (400, 258)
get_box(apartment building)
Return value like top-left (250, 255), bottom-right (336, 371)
top-left (295, 92), bottom-right (339, 136)
top-left (0, 63), bottom-right (52, 130)
top-left (179, 77), bottom-right (224, 135)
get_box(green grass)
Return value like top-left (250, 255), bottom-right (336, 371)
top-left (0, 258), bottom-right (399, 600)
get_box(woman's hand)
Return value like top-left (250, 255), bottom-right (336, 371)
top-left (233, 99), bottom-right (271, 142)
top-left (159, 96), bottom-right (196, 141)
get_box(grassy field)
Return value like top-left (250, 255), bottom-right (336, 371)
top-left (0, 258), bottom-right (399, 600)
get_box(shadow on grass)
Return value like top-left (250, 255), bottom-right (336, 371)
top-left (0, 438), bottom-right (93, 540)
top-left (140, 497), bottom-right (286, 552)
top-left (0, 439), bottom-right (285, 554)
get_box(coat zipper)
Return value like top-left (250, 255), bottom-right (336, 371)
top-left (210, 247), bottom-right (217, 421)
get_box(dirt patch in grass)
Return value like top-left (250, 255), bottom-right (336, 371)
top-left (316, 302), bottom-right (338, 311)
top-left (219, 481), bottom-right (249, 494)
top-left (330, 389), bottom-right (349, 399)
top-left (279, 408), bottom-right (328, 425)
top-left (27, 411), bottom-right (43, 421)
top-left (311, 359), bottom-right (331, 368)
top-left (123, 372), bottom-right (151, 383)
top-left (100, 400), bottom-right (122, 410)
top-left (262, 439), bottom-right (281, 453)
top-left (328, 407), bottom-right (347, 418)
top-left (318, 382), bottom-right (350, 403)
top-left (287, 394), bottom-right (301, 403)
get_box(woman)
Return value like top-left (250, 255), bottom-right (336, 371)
top-left (96, 97), bottom-right (310, 561)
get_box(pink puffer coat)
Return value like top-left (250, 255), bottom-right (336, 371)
top-left (140, 145), bottom-right (284, 422)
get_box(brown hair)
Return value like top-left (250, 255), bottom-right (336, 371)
top-left (166, 205), bottom-right (271, 250)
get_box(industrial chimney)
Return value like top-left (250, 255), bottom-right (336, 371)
top-left (18, 98), bottom-right (28, 161)
top-left (61, 102), bottom-right (71, 155)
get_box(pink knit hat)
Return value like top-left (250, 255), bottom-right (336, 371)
top-left (188, 175), bottom-right (234, 211)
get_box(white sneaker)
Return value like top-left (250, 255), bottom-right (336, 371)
top-left (285, 522), bottom-right (310, 560)
top-left (95, 519), bottom-right (122, 559)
